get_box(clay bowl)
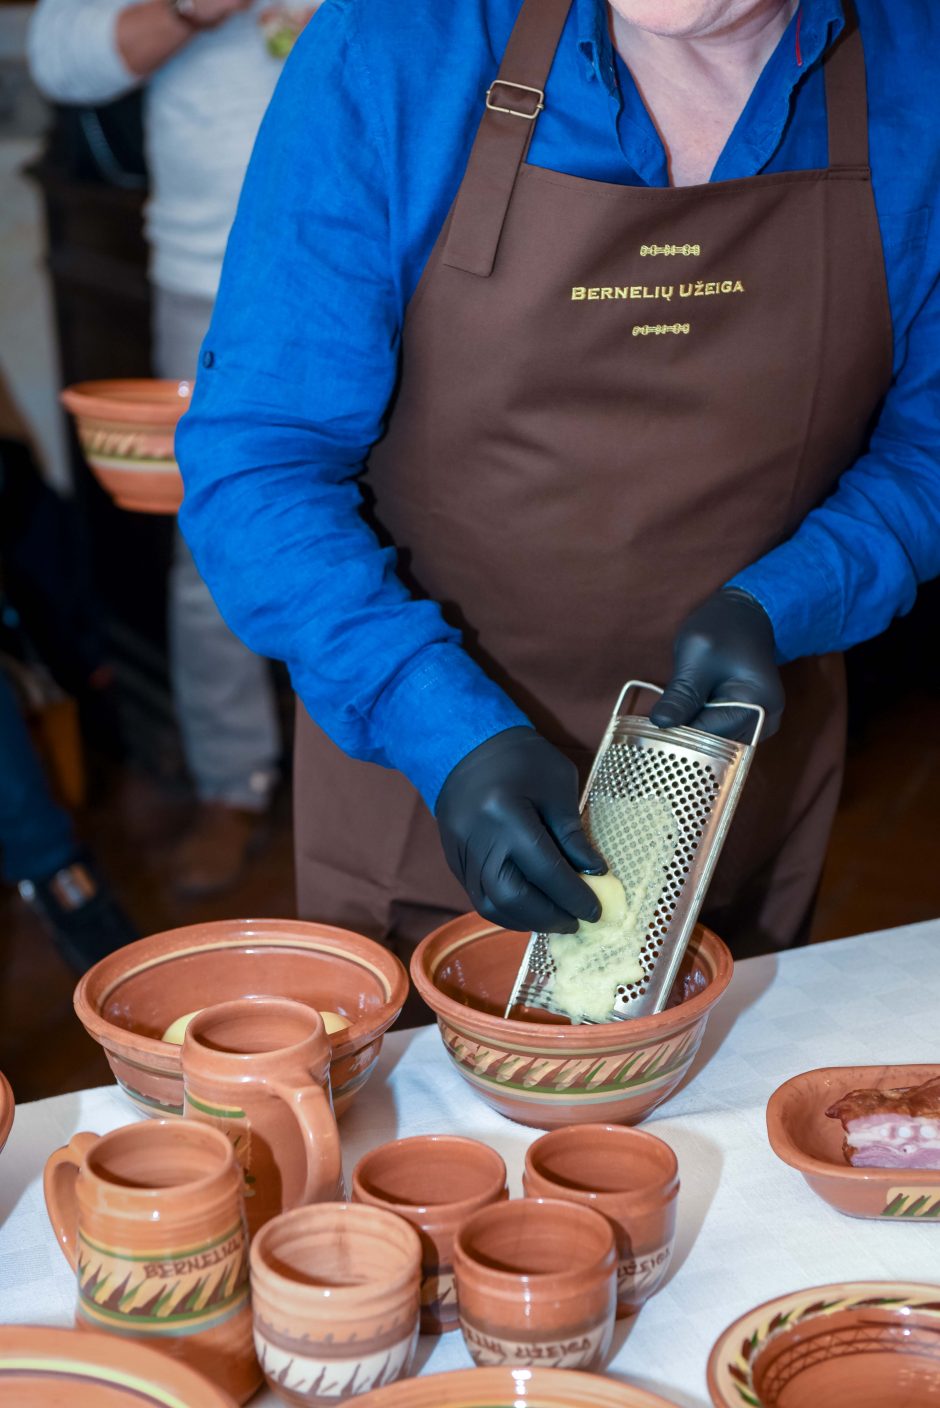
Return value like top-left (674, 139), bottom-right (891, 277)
top-left (707, 1281), bottom-right (940, 1408)
top-left (767, 1064), bottom-right (940, 1220)
top-left (410, 915), bottom-right (732, 1129)
top-left (0, 1072), bottom-right (13, 1158)
top-left (353, 1365), bottom-right (682, 1406)
top-left (0, 1324), bottom-right (237, 1406)
top-left (60, 379), bottom-right (190, 514)
top-left (74, 919), bottom-right (408, 1119)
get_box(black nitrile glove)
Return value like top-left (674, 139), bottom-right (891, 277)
top-left (435, 726), bottom-right (606, 934)
top-left (650, 587), bottom-right (785, 742)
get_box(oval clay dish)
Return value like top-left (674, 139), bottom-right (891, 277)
top-left (355, 1365), bottom-right (682, 1406)
top-left (767, 1064), bottom-right (940, 1220)
top-left (707, 1281), bottom-right (940, 1408)
top-left (0, 1325), bottom-right (237, 1407)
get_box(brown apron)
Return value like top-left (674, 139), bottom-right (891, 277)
top-left (296, 0), bottom-right (892, 962)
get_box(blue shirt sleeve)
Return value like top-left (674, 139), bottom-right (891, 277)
top-left (175, 0), bottom-right (529, 811)
top-left (730, 264), bottom-right (940, 662)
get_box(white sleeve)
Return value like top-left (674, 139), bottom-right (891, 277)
top-left (27, 0), bottom-right (139, 105)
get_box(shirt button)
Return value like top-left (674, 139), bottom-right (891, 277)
top-left (202, 349), bottom-right (215, 369)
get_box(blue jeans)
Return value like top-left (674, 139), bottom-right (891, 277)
top-left (0, 669), bottom-right (76, 885)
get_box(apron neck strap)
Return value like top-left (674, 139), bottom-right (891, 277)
top-left (443, 0), bottom-right (572, 278)
top-left (823, 0), bottom-right (870, 170)
top-left (444, 0), bottom-right (870, 279)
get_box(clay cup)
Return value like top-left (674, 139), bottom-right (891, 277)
top-left (182, 997), bottom-right (344, 1238)
top-left (250, 1202), bottom-right (422, 1405)
top-left (524, 1123), bottom-right (678, 1317)
top-left (453, 1197), bottom-right (617, 1371)
top-left (352, 1135), bottom-right (508, 1334)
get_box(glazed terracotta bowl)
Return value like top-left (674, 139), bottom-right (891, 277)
top-left (74, 919), bottom-right (408, 1119)
top-left (767, 1064), bottom-right (940, 1220)
top-left (0, 1072), bottom-right (13, 1158)
top-left (707, 1282), bottom-right (940, 1408)
top-left (0, 1325), bottom-right (237, 1406)
top-left (410, 915), bottom-right (732, 1129)
top-left (60, 378), bottom-right (190, 514)
top-left (353, 1365), bottom-right (683, 1406)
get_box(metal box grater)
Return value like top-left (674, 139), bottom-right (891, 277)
top-left (505, 680), bottom-right (764, 1023)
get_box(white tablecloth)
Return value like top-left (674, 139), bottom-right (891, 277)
top-left (2, 921), bottom-right (938, 1407)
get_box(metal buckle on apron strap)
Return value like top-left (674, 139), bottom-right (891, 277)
top-left (485, 80), bottom-right (545, 120)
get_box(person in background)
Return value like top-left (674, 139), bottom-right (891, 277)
top-left (0, 668), bottom-right (137, 971)
top-left (176, 0), bottom-right (939, 965)
top-left (0, 393), bottom-right (137, 970)
top-left (27, 0), bottom-right (318, 896)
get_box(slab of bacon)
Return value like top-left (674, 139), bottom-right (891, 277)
top-left (826, 1076), bottom-right (940, 1169)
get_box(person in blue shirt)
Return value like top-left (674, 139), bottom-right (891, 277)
top-left (177, 0), bottom-right (939, 967)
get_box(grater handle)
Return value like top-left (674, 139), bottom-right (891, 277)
top-left (698, 698), bottom-right (765, 748)
top-left (615, 680), bottom-right (765, 749)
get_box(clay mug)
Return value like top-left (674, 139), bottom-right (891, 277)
top-left (523, 1123), bottom-right (679, 1318)
top-left (352, 1134), bottom-right (508, 1334)
top-left (43, 1118), bottom-right (260, 1404)
top-left (250, 1202), bottom-right (422, 1405)
top-left (452, 1196), bottom-right (617, 1371)
top-left (181, 996), bottom-right (344, 1237)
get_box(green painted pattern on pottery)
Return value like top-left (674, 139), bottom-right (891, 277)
top-left (185, 1091), bottom-right (246, 1121)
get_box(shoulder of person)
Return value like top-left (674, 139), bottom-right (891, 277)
top-left (857, 0), bottom-right (940, 73)
top-left (336, 0), bottom-right (513, 83)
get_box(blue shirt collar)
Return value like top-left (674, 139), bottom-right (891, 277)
top-left (575, 0), bottom-right (845, 97)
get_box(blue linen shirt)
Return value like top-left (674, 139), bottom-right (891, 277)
top-left (177, 0), bottom-right (940, 810)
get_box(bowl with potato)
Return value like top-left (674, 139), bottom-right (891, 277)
top-left (411, 913), bottom-right (732, 1130)
top-left (74, 919), bottom-right (408, 1118)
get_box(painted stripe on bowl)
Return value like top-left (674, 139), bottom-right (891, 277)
top-left (0, 1356), bottom-right (193, 1407)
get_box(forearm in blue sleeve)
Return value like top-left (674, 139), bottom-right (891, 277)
top-left (731, 272), bottom-right (940, 661)
top-left (176, 1), bottom-right (528, 810)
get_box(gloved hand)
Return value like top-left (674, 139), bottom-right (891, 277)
top-left (435, 726), bottom-right (606, 934)
top-left (650, 587), bottom-right (785, 741)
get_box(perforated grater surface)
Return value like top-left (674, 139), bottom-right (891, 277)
top-left (505, 681), bottom-right (764, 1023)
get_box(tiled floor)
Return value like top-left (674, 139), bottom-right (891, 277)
top-left (2, 689), bottom-right (938, 1104)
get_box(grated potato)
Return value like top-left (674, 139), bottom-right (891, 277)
top-left (547, 796), bottom-right (677, 1024)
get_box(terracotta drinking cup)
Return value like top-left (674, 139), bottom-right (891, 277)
top-left (250, 1202), bottom-right (422, 1405)
top-left (523, 1123), bottom-right (679, 1318)
top-left (181, 997), bottom-right (344, 1238)
top-left (352, 1135), bottom-right (508, 1334)
top-left (452, 1197), bottom-right (617, 1371)
top-left (43, 1119), bottom-right (259, 1404)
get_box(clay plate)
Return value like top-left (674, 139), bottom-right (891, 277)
top-left (0, 1072), bottom-right (13, 1158)
top-left (411, 915), bottom-right (732, 1129)
top-left (767, 1064), bottom-right (940, 1220)
top-left (60, 379), bottom-right (190, 514)
top-left (0, 1324), bottom-right (237, 1406)
top-left (74, 918), bottom-right (408, 1119)
top-left (707, 1281), bottom-right (940, 1408)
top-left (354, 1365), bottom-right (681, 1406)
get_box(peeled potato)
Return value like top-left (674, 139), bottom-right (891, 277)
top-left (161, 1010), bottom-right (203, 1044)
top-left (577, 872), bottom-right (630, 934)
top-left (319, 1009), bottom-right (351, 1035)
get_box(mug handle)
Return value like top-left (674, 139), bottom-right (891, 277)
top-left (43, 1131), bottom-right (99, 1269)
top-left (269, 1080), bottom-right (345, 1205)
